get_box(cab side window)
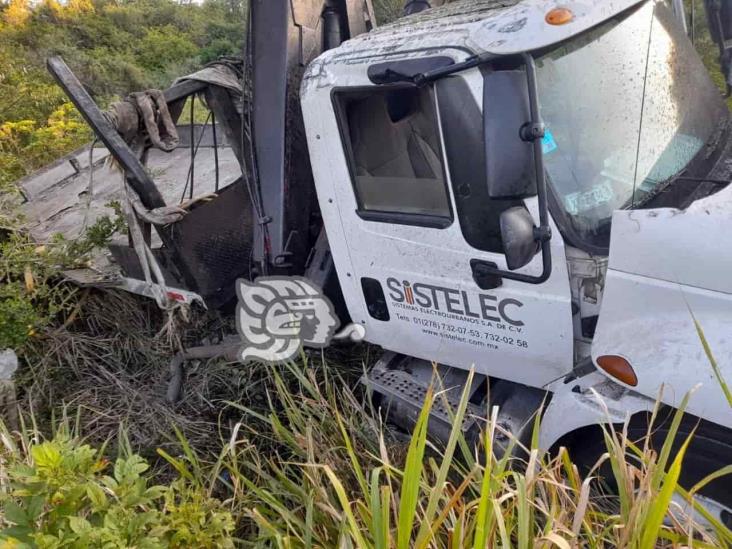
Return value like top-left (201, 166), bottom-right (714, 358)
top-left (437, 76), bottom-right (522, 253)
top-left (334, 86), bottom-right (453, 228)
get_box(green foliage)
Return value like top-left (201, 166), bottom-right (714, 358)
top-left (58, 201), bottom-right (127, 260)
top-left (372, 0), bottom-right (404, 24)
top-left (0, 103), bottom-right (91, 190)
top-left (0, 431), bottom-right (235, 548)
top-left (136, 26), bottom-right (198, 72)
top-left (0, 283), bottom-right (37, 349)
top-left (0, 0), bottom-right (246, 189)
top-left (0, 203), bottom-right (125, 350)
top-left (214, 361), bottom-right (732, 547)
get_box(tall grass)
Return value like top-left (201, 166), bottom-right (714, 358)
top-left (192, 360), bottom-right (731, 547)
top-left (1, 358), bottom-right (731, 546)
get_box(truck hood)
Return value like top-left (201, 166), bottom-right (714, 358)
top-left (606, 180), bottom-right (732, 295)
top-left (591, 182), bottom-right (732, 427)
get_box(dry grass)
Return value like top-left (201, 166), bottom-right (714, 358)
top-left (373, 0), bottom-right (405, 24)
top-left (13, 288), bottom-right (376, 461)
top-left (15, 289), bottom-right (236, 456)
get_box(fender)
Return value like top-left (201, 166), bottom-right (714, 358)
top-left (591, 206), bottom-right (732, 430)
top-left (540, 372), bottom-right (655, 450)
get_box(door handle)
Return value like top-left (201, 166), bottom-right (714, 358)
top-left (470, 259), bottom-right (503, 290)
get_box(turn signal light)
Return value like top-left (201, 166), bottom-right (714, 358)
top-left (596, 355), bottom-right (638, 386)
top-left (546, 7), bottom-right (574, 25)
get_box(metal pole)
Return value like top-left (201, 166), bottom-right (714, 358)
top-left (46, 56), bottom-right (166, 210)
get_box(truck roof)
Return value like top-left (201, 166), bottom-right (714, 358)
top-left (321, 0), bottom-right (646, 61)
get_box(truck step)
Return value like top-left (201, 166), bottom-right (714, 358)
top-left (363, 352), bottom-right (547, 456)
top-left (362, 352), bottom-right (485, 446)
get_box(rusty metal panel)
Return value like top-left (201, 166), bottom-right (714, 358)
top-left (345, 0), bottom-right (376, 35)
top-left (292, 0), bottom-right (324, 29)
top-left (166, 180), bottom-right (254, 308)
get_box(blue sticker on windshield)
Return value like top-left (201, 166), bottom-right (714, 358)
top-left (542, 130), bottom-right (557, 155)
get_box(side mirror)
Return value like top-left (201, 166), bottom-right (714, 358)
top-left (483, 68), bottom-right (537, 199)
top-left (500, 207), bottom-right (540, 270)
top-left (479, 54), bottom-right (552, 285)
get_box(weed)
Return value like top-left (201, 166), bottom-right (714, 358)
top-left (0, 418), bottom-right (235, 548)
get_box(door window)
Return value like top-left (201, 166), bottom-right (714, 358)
top-left (436, 75), bottom-right (523, 254)
top-left (334, 86), bottom-right (452, 227)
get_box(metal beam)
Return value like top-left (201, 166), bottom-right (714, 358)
top-left (46, 56), bottom-right (166, 210)
top-left (250, 0), bottom-right (290, 266)
top-left (47, 56), bottom-right (204, 292)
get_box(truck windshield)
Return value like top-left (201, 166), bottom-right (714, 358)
top-left (536, 2), bottom-right (727, 249)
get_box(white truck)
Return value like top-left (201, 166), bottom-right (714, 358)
top-left (301, 0), bottom-right (732, 521)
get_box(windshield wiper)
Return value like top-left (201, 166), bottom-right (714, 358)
top-left (630, 173), bottom-right (730, 209)
top-left (630, 116), bottom-right (731, 209)
top-left (664, 176), bottom-right (729, 185)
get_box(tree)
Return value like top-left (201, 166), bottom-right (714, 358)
top-left (3, 0), bottom-right (30, 26)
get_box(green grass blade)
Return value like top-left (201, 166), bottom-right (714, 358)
top-left (516, 472), bottom-right (531, 549)
top-left (689, 464), bottom-right (732, 494)
top-left (396, 386), bottom-right (433, 549)
top-left (472, 406), bottom-right (498, 549)
top-left (651, 392), bottom-right (693, 492)
top-left (323, 465), bottom-right (372, 548)
top-left (336, 409), bottom-right (369, 497)
top-left (414, 370), bottom-right (474, 549)
top-left (640, 431), bottom-right (693, 549)
top-left (370, 467), bottom-right (388, 549)
top-left (691, 315), bottom-right (732, 407)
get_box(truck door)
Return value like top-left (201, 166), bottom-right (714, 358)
top-left (322, 68), bottom-right (574, 389)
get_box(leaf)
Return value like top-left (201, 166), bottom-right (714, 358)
top-left (689, 463), bottom-right (732, 495)
top-left (473, 406), bottom-right (499, 549)
top-left (397, 387), bottom-right (433, 549)
top-left (31, 442), bottom-right (62, 470)
top-left (0, 525), bottom-right (34, 544)
top-left (156, 449), bottom-right (194, 482)
top-left (86, 484), bottom-right (107, 510)
top-left (3, 502), bottom-right (28, 527)
top-left (113, 454), bottom-right (148, 483)
top-left (540, 532), bottom-right (572, 549)
top-left (336, 410), bottom-right (368, 498)
top-left (143, 485), bottom-right (167, 501)
top-left (369, 468), bottom-right (387, 549)
top-left (640, 431), bottom-right (693, 549)
top-left (415, 371), bottom-right (474, 549)
top-left (515, 473), bottom-right (531, 549)
top-left (25, 496), bottom-right (44, 522)
top-left (321, 466), bottom-right (370, 549)
top-left (68, 516), bottom-right (91, 534)
top-left (691, 314), bottom-right (732, 407)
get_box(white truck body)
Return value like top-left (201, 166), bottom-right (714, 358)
top-left (302, 0), bottom-right (732, 440)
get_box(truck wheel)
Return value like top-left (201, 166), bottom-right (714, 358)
top-left (568, 410), bottom-right (732, 529)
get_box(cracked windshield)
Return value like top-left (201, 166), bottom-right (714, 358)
top-left (537, 2), bottom-right (726, 248)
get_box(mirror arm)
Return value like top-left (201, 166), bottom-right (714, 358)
top-left (477, 52), bottom-right (553, 285)
top-left (397, 50), bottom-right (554, 285)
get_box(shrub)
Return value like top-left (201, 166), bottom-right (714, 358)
top-left (0, 429), bottom-right (235, 548)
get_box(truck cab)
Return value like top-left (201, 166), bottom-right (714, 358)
top-left (301, 0), bottom-right (732, 512)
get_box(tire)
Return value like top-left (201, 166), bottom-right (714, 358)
top-left (568, 409), bottom-right (732, 525)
